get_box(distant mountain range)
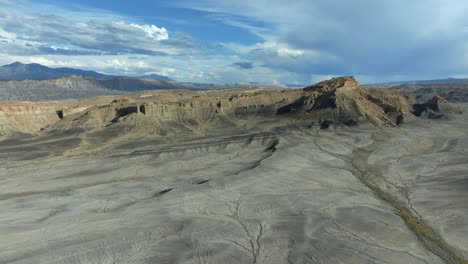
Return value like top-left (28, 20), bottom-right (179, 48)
top-left (3, 62), bottom-right (468, 86)
top-left (0, 62), bottom-right (290, 101)
top-left (140, 74), bottom-right (174, 82)
top-left (367, 78), bottom-right (468, 86)
top-left (0, 75), bottom-right (291, 101)
top-left (4, 61), bottom-right (467, 102)
top-left (0, 76), bottom-right (185, 101)
top-left (0, 62), bottom-right (112, 80)
top-left (0, 62), bottom-right (174, 82)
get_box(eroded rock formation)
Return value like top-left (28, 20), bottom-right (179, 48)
top-left (0, 77), bottom-right (458, 137)
top-left (412, 96), bottom-right (463, 119)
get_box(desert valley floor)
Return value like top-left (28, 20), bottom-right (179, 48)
top-left (0, 106), bottom-right (467, 264)
top-left (0, 76), bottom-right (467, 264)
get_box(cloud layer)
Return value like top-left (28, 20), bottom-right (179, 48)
top-left (1, 0), bottom-right (467, 84)
top-left (174, 0), bottom-right (468, 82)
top-left (0, 10), bottom-right (188, 56)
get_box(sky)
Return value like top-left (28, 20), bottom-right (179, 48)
top-left (1, 0), bottom-right (468, 84)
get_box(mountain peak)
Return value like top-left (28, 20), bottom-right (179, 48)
top-left (140, 73), bottom-right (174, 82)
top-left (5, 62), bottom-right (26, 67)
top-left (303, 76), bottom-right (359, 93)
top-left (0, 62), bottom-right (110, 80)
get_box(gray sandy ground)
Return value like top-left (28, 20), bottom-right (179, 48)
top-left (0, 106), bottom-right (467, 264)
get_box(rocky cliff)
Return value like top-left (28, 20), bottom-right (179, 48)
top-left (0, 77), bottom-right (455, 138)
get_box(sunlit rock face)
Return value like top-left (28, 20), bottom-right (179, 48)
top-left (0, 77), bottom-right (419, 137)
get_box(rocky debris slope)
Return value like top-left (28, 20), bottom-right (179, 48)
top-left (412, 96), bottom-right (464, 119)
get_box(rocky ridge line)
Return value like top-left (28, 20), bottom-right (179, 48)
top-left (0, 76), bottom-right (460, 137)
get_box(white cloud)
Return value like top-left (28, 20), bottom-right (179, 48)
top-left (154, 67), bottom-right (176, 76)
top-left (174, 0), bottom-right (468, 80)
top-left (26, 57), bottom-right (68, 66)
top-left (223, 41), bottom-right (307, 57)
top-left (0, 0), bottom-right (330, 83)
top-left (13, 0), bottom-right (468, 83)
top-left (277, 48), bottom-right (303, 57)
top-left (128, 23), bottom-right (169, 41)
top-left (222, 41), bottom-right (339, 75)
top-left (0, 7), bottom-right (190, 57)
top-left (0, 27), bottom-right (16, 42)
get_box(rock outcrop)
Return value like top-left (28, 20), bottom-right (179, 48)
top-left (303, 76), bottom-right (359, 93)
top-left (0, 102), bottom-right (94, 136)
top-left (279, 77), bottom-right (414, 127)
top-left (412, 96), bottom-right (463, 119)
top-left (0, 103), bottom-right (64, 136)
top-left (0, 98), bottom-right (109, 136)
top-left (0, 77), bottom-right (458, 137)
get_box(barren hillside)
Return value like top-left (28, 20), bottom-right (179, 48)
top-left (0, 77), bottom-right (466, 264)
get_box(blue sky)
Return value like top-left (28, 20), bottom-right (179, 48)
top-left (1, 0), bottom-right (468, 84)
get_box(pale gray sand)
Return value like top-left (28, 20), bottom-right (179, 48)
top-left (0, 108), bottom-right (467, 263)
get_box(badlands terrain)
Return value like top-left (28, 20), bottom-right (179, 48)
top-left (0, 77), bottom-right (467, 264)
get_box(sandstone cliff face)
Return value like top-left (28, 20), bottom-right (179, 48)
top-left (0, 103), bottom-right (62, 136)
top-left (0, 102), bottom-right (94, 136)
top-left (0, 77), bottom-right (446, 138)
top-left (49, 89), bottom-right (305, 136)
